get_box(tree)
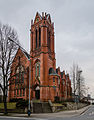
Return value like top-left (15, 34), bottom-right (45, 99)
top-left (71, 64), bottom-right (78, 97)
top-left (71, 64), bottom-right (86, 101)
top-left (0, 22), bottom-right (19, 114)
top-left (77, 74), bottom-right (86, 99)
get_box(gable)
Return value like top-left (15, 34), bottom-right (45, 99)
top-left (11, 48), bottom-right (29, 70)
top-left (34, 12), bottom-right (42, 24)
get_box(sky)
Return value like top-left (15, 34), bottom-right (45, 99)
top-left (0, 0), bottom-right (94, 97)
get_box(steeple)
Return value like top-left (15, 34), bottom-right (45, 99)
top-left (30, 12), bottom-right (55, 59)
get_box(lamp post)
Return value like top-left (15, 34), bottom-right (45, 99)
top-left (8, 37), bottom-right (31, 116)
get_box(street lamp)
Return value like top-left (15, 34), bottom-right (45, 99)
top-left (8, 37), bottom-right (31, 116)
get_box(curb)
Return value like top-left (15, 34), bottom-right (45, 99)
top-left (79, 105), bottom-right (91, 116)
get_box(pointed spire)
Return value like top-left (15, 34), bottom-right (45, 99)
top-left (31, 19), bottom-right (33, 25)
top-left (42, 12), bottom-right (44, 17)
top-left (34, 12), bottom-right (42, 24)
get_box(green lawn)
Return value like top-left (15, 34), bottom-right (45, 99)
top-left (0, 102), bottom-right (16, 109)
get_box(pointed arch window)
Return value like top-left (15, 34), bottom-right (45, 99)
top-left (36, 29), bottom-right (37, 48)
top-left (20, 89), bottom-right (22, 97)
top-left (15, 65), bottom-right (24, 84)
top-left (39, 27), bottom-right (41, 47)
top-left (35, 62), bottom-right (40, 78)
top-left (47, 29), bottom-right (51, 49)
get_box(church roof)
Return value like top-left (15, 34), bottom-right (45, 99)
top-left (20, 47), bottom-right (30, 60)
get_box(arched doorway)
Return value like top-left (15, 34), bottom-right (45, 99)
top-left (35, 85), bottom-right (40, 99)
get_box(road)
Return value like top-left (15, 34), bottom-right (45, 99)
top-left (0, 105), bottom-right (94, 120)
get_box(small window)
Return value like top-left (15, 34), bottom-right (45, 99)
top-left (39, 27), bottom-right (41, 47)
top-left (53, 77), bottom-right (55, 83)
top-left (22, 72), bottom-right (24, 83)
top-left (17, 89), bottom-right (19, 96)
top-left (20, 89), bottom-right (22, 97)
top-left (19, 71), bottom-right (21, 83)
top-left (15, 75), bottom-right (18, 85)
top-left (14, 90), bottom-right (16, 97)
top-left (47, 29), bottom-right (51, 49)
top-left (23, 88), bottom-right (25, 96)
top-left (35, 62), bottom-right (40, 78)
top-left (36, 29), bottom-right (37, 48)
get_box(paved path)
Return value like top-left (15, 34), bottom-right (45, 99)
top-left (0, 105), bottom-right (92, 120)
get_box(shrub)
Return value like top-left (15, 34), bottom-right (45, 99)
top-left (62, 102), bottom-right (67, 107)
top-left (16, 99), bottom-right (28, 109)
top-left (10, 98), bottom-right (24, 102)
top-left (54, 96), bottom-right (60, 103)
top-left (80, 99), bottom-right (90, 105)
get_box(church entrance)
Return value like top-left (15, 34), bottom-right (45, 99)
top-left (35, 86), bottom-right (40, 99)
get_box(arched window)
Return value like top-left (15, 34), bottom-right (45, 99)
top-left (47, 29), bottom-right (51, 49)
top-left (36, 29), bottom-right (37, 48)
top-left (15, 65), bottom-right (24, 84)
top-left (49, 68), bottom-right (55, 74)
top-left (20, 89), bottom-right (22, 97)
top-left (48, 31), bottom-right (50, 49)
top-left (35, 62), bottom-right (40, 78)
top-left (39, 27), bottom-right (41, 47)
top-left (53, 77), bottom-right (55, 84)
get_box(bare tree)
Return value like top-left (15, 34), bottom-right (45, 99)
top-left (0, 22), bottom-right (19, 114)
top-left (72, 64), bottom-right (76, 96)
top-left (78, 75), bottom-right (86, 99)
top-left (71, 64), bottom-right (86, 101)
top-left (71, 63), bottom-right (77, 97)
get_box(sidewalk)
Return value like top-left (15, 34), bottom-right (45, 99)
top-left (0, 105), bottom-right (91, 118)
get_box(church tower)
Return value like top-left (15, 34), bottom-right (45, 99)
top-left (30, 12), bottom-right (59, 101)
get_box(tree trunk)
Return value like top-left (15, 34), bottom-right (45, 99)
top-left (3, 95), bottom-right (7, 115)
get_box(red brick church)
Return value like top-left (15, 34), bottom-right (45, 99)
top-left (8, 12), bottom-right (72, 102)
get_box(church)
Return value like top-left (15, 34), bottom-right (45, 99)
top-left (8, 12), bottom-right (72, 102)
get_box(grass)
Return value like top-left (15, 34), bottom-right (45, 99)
top-left (32, 99), bottom-right (41, 103)
top-left (0, 102), bottom-right (16, 109)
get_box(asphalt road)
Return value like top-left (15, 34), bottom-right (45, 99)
top-left (0, 105), bottom-right (94, 120)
